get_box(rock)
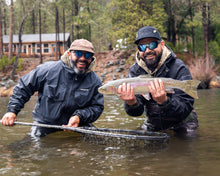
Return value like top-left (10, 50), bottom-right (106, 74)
top-left (0, 87), bottom-right (13, 97)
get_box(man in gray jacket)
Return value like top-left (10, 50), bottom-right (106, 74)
top-left (1, 39), bottom-right (104, 137)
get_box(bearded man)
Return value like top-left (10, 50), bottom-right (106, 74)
top-left (118, 26), bottom-right (198, 137)
top-left (1, 39), bottom-right (104, 138)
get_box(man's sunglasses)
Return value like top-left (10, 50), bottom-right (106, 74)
top-left (138, 41), bottom-right (160, 52)
top-left (73, 50), bottom-right (94, 59)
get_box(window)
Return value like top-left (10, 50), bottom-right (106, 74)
top-left (4, 44), bottom-right (9, 52)
top-left (44, 43), bottom-right (48, 47)
top-left (44, 49), bottom-right (49, 53)
top-left (23, 45), bottom-right (26, 53)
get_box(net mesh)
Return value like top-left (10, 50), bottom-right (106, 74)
top-left (80, 127), bottom-right (169, 148)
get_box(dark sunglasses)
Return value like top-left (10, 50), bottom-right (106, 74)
top-left (73, 50), bottom-right (94, 59)
top-left (138, 41), bottom-right (160, 52)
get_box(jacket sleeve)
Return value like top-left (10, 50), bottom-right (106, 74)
top-left (7, 66), bottom-right (45, 115)
top-left (72, 78), bottom-right (104, 125)
top-left (158, 64), bottom-right (195, 120)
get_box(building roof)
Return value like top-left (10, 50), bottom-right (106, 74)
top-left (3, 33), bottom-right (70, 44)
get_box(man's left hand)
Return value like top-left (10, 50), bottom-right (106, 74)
top-left (62, 115), bottom-right (80, 131)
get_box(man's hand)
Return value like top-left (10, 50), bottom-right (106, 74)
top-left (148, 79), bottom-right (167, 104)
top-left (1, 112), bottom-right (17, 126)
top-left (62, 115), bottom-right (80, 131)
top-left (118, 83), bottom-right (137, 106)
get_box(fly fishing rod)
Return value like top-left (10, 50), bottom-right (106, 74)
top-left (0, 120), bottom-right (170, 146)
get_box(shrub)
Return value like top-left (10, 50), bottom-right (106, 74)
top-left (0, 56), bottom-right (24, 71)
top-left (0, 55), bottom-right (9, 71)
top-left (10, 56), bottom-right (24, 71)
top-left (188, 57), bottom-right (218, 89)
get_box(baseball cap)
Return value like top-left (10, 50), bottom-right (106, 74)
top-left (135, 26), bottom-right (161, 45)
top-left (69, 39), bottom-right (95, 54)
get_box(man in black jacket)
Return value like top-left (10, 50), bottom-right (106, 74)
top-left (1, 39), bottom-right (104, 137)
top-left (118, 26), bottom-right (198, 137)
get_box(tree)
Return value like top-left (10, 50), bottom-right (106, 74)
top-left (10, 0), bottom-right (36, 80)
top-left (202, 1), bottom-right (210, 70)
top-left (62, 6), bottom-right (65, 53)
top-left (39, 0), bottom-right (42, 64)
top-left (188, 0), bottom-right (195, 55)
top-left (0, 0), bottom-right (3, 58)
top-left (8, 0), bottom-right (13, 60)
top-left (32, 9), bottom-right (36, 34)
top-left (55, 0), bottom-right (60, 60)
top-left (10, 0), bottom-right (26, 80)
top-left (2, 1), bottom-right (7, 35)
top-left (108, 0), bottom-right (167, 47)
top-left (87, 0), bottom-right (91, 41)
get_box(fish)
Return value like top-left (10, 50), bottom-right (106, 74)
top-left (98, 75), bottom-right (200, 99)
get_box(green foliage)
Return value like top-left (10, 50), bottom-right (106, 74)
top-left (10, 57), bottom-right (24, 71)
top-left (107, 0), bottom-right (167, 48)
top-left (2, 0), bottom-right (220, 75)
top-left (165, 42), bottom-right (175, 51)
top-left (209, 40), bottom-right (220, 64)
top-left (0, 55), bottom-right (9, 70)
top-left (0, 56), bottom-right (24, 71)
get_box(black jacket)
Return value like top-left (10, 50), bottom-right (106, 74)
top-left (7, 60), bottom-right (104, 126)
top-left (125, 48), bottom-right (195, 130)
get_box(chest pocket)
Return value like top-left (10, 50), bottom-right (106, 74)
top-left (45, 84), bottom-right (66, 100)
top-left (74, 88), bottom-right (91, 107)
top-left (38, 83), bottom-right (66, 119)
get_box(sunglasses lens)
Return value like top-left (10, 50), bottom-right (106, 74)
top-left (138, 45), bottom-right (146, 52)
top-left (85, 53), bottom-right (93, 59)
top-left (74, 51), bottom-right (93, 59)
top-left (138, 41), bottom-right (158, 51)
top-left (149, 41), bottom-right (158, 50)
top-left (74, 51), bottom-right (83, 58)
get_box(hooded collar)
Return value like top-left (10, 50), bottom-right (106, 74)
top-left (60, 50), bottom-right (96, 74)
top-left (135, 45), bottom-right (172, 75)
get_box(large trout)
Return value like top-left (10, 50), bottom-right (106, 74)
top-left (98, 75), bottom-right (200, 99)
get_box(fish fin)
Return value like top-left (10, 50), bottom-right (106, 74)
top-left (182, 80), bottom-right (201, 99)
top-left (142, 93), bottom-right (151, 100)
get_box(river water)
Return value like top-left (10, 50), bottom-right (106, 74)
top-left (0, 89), bottom-right (220, 176)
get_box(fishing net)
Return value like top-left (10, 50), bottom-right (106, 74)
top-left (6, 121), bottom-right (169, 148)
top-left (80, 127), bottom-right (169, 148)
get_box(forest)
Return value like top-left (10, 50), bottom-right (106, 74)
top-left (0, 0), bottom-right (220, 87)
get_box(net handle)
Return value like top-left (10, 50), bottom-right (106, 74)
top-left (0, 120), bottom-right (169, 141)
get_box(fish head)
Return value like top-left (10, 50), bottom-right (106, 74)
top-left (98, 84), bottom-right (117, 94)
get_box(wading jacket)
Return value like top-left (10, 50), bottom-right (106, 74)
top-left (124, 46), bottom-right (195, 130)
top-left (7, 57), bottom-right (104, 126)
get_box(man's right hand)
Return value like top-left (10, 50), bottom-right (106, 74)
top-left (118, 82), bottom-right (137, 106)
top-left (1, 112), bottom-right (17, 126)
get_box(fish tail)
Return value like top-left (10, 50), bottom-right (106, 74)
top-left (182, 80), bottom-right (200, 99)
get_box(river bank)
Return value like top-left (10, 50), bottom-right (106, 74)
top-left (1, 50), bottom-right (220, 97)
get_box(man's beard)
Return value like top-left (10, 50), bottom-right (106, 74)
top-left (70, 58), bottom-right (89, 75)
top-left (142, 51), bottom-right (162, 70)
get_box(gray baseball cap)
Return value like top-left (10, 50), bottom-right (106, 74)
top-left (135, 26), bottom-right (161, 45)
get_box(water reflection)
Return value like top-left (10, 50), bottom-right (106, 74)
top-left (0, 89), bottom-right (220, 176)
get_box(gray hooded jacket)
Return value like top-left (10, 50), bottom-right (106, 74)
top-left (7, 52), bottom-right (104, 126)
